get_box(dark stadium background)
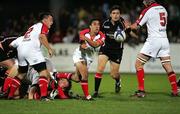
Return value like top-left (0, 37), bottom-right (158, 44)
top-left (0, 0), bottom-right (179, 44)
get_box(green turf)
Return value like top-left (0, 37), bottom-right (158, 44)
top-left (0, 73), bottom-right (180, 114)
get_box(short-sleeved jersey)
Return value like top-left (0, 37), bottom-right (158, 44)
top-left (101, 17), bottom-right (125, 51)
top-left (79, 28), bottom-right (105, 55)
top-left (22, 22), bottom-right (49, 49)
top-left (10, 36), bottom-right (24, 48)
top-left (136, 3), bottom-right (168, 38)
top-left (73, 29), bottom-right (105, 67)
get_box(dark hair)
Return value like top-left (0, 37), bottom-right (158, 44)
top-left (89, 18), bottom-right (100, 26)
top-left (143, 0), bottom-right (156, 6)
top-left (110, 5), bottom-right (121, 13)
top-left (38, 12), bottom-right (53, 21)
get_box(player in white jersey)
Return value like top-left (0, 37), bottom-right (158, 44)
top-left (73, 18), bottom-right (105, 100)
top-left (126, 0), bottom-right (178, 97)
top-left (7, 12), bottom-right (54, 100)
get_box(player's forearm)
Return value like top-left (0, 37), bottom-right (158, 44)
top-left (130, 31), bottom-right (138, 39)
top-left (39, 34), bottom-right (52, 50)
top-left (84, 37), bottom-right (100, 47)
top-left (130, 23), bottom-right (142, 31)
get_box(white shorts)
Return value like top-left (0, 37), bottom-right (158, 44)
top-left (72, 47), bottom-right (93, 68)
top-left (17, 47), bottom-right (45, 66)
top-left (140, 38), bottom-right (170, 58)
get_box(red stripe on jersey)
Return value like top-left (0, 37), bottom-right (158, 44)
top-left (97, 31), bottom-right (105, 45)
top-left (79, 29), bottom-right (90, 40)
top-left (79, 29), bottom-right (105, 45)
top-left (41, 23), bottom-right (49, 34)
top-left (136, 3), bottom-right (161, 24)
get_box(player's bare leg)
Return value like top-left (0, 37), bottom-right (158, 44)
top-left (160, 56), bottom-right (178, 96)
top-left (132, 53), bottom-right (150, 98)
top-left (8, 72), bottom-right (26, 99)
top-left (38, 69), bottom-right (51, 101)
top-left (110, 61), bottom-right (121, 93)
top-left (75, 61), bottom-right (93, 100)
top-left (93, 55), bottom-right (108, 97)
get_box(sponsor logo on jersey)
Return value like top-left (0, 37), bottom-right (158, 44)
top-left (104, 26), bottom-right (110, 29)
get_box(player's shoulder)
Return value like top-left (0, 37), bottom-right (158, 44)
top-left (141, 3), bottom-right (162, 14)
top-left (98, 31), bottom-right (105, 37)
top-left (79, 28), bottom-right (90, 35)
top-left (103, 18), bottom-right (111, 26)
top-left (33, 22), bottom-right (43, 27)
top-left (119, 17), bottom-right (125, 23)
top-left (102, 18), bottom-right (111, 28)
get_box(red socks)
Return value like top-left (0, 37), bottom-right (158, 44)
top-left (3, 77), bottom-right (13, 92)
top-left (136, 68), bottom-right (145, 91)
top-left (168, 72), bottom-right (178, 94)
top-left (39, 76), bottom-right (48, 98)
top-left (80, 80), bottom-right (89, 97)
top-left (8, 76), bottom-right (21, 98)
top-left (33, 92), bottom-right (40, 100)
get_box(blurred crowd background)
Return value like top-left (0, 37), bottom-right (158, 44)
top-left (0, 0), bottom-right (179, 45)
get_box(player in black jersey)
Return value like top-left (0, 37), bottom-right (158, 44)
top-left (93, 5), bottom-right (126, 97)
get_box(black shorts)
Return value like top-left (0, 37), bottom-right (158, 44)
top-left (99, 47), bottom-right (123, 64)
top-left (18, 62), bottom-right (47, 73)
top-left (0, 48), bottom-right (10, 62)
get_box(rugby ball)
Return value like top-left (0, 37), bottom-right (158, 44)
top-left (114, 29), bottom-right (126, 42)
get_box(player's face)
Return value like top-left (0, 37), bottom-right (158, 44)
top-left (110, 9), bottom-right (121, 22)
top-left (58, 79), bottom-right (69, 88)
top-left (44, 15), bottom-right (53, 28)
top-left (90, 20), bottom-right (100, 34)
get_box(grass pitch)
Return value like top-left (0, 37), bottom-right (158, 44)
top-left (0, 73), bottom-right (180, 114)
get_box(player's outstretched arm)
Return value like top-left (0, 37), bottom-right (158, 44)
top-left (39, 34), bottom-right (54, 57)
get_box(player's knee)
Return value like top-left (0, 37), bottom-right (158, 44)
top-left (39, 70), bottom-right (49, 77)
top-left (73, 76), bottom-right (80, 83)
top-left (80, 72), bottom-right (88, 81)
top-left (81, 75), bottom-right (88, 81)
top-left (97, 66), bottom-right (105, 73)
top-left (135, 57), bottom-right (146, 70)
top-left (16, 73), bottom-right (26, 80)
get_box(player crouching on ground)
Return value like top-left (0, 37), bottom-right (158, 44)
top-left (28, 71), bottom-right (73, 100)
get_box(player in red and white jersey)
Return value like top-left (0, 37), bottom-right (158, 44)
top-left (127, 0), bottom-right (178, 97)
top-left (7, 12), bottom-right (54, 101)
top-left (73, 18), bottom-right (105, 100)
